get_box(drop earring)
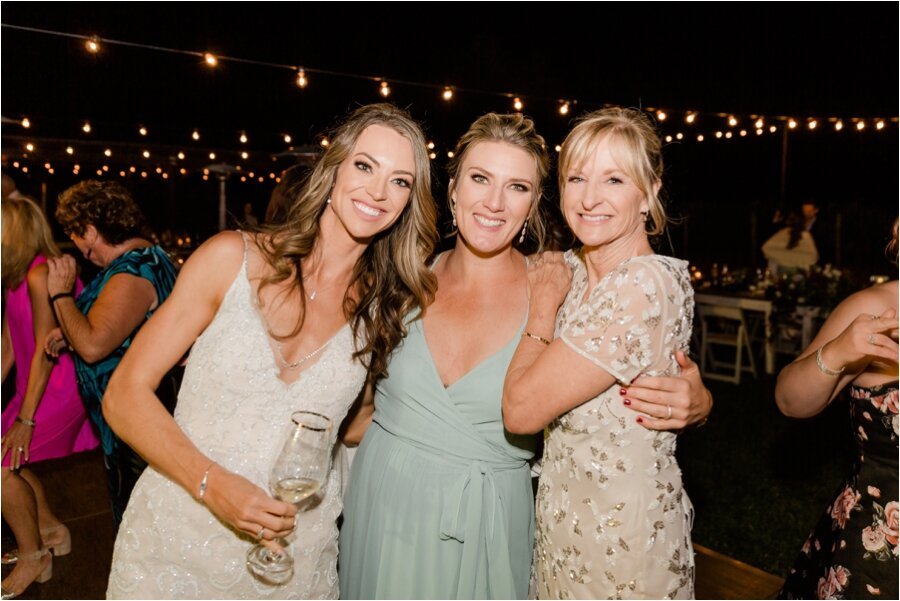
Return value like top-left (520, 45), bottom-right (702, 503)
top-left (326, 197), bottom-right (332, 204)
top-left (519, 219), bottom-right (528, 244)
top-left (451, 198), bottom-right (457, 229)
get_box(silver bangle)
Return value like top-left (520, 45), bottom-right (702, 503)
top-left (815, 346), bottom-right (844, 377)
top-left (198, 462), bottom-right (215, 502)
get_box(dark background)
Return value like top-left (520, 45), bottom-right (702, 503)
top-left (2, 3), bottom-right (898, 277)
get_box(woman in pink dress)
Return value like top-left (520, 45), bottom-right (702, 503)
top-left (1, 195), bottom-right (98, 599)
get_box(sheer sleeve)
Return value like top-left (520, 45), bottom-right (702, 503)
top-left (559, 258), bottom-right (677, 384)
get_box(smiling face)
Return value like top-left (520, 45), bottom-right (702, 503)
top-left (450, 141), bottom-right (538, 256)
top-left (326, 123), bottom-right (416, 242)
top-left (562, 134), bottom-right (651, 252)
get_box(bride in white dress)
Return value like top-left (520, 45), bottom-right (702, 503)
top-left (103, 104), bottom-right (438, 599)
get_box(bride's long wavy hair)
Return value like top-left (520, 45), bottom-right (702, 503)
top-left (256, 104), bottom-right (438, 381)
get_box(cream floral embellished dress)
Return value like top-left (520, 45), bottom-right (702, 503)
top-left (533, 251), bottom-right (695, 600)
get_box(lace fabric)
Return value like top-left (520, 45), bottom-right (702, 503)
top-left (107, 244), bottom-right (366, 599)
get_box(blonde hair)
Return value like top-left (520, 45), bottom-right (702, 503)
top-left (255, 103), bottom-right (438, 381)
top-left (446, 113), bottom-right (550, 250)
top-left (559, 107), bottom-right (667, 237)
top-left (2, 196), bottom-right (61, 289)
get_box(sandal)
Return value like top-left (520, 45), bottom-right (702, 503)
top-left (0, 548), bottom-right (52, 599)
top-left (1, 524), bottom-right (70, 565)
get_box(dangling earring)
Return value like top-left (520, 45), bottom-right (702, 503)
top-left (640, 211), bottom-right (648, 222)
top-left (451, 198), bottom-right (457, 229)
top-left (518, 219), bottom-right (528, 244)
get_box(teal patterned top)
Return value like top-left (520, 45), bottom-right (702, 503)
top-left (74, 245), bottom-right (177, 456)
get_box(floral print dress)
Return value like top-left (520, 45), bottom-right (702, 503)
top-left (533, 252), bottom-right (696, 599)
top-left (780, 381), bottom-right (899, 600)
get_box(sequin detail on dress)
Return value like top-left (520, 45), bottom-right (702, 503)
top-left (534, 252), bottom-right (696, 600)
top-left (107, 244), bottom-right (366, 599)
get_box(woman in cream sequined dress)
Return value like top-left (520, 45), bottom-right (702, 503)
top-left (504, 107), bottom-right (695, 599)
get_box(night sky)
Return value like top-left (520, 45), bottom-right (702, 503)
top-left (2, 3), bottom-right (898, 275)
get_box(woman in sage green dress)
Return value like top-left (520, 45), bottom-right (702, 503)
top-left (339, 113), bottom-right (713, 599)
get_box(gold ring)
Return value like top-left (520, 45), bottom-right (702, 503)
top-left (16, 447), bottom-right (24, 453)
top-left (666, 405), bottom-right (672, 420)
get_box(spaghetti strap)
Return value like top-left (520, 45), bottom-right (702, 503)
top-left (237, 230), bottom-right (250, 267)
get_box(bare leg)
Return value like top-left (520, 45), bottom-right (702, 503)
top-left (19, 468), bottom-right (64, 531)
top-left (1, 469), bottom-right (51, 595)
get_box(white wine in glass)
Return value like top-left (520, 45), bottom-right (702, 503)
top-left (246, 411), bottom-right (332, 584)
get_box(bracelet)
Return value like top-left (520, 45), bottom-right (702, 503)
top-left (50, 291), bottom-right (74, 303)
top-left (522, 331), bottom-right (552, 346)
top-left (15, 416), bottom-right (36, 427)
top-left (815, 346), bottom-right (845, 377)
top-left (197, 462), bottom-right (215, 502)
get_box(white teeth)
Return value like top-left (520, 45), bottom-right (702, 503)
top-left (581, 214), bottom-right (610, 222)
top-left (353, 200), bottom-right (382, 217)
top-left (473, 215), bottom-right (504, 227)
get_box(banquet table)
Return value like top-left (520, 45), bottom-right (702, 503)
top-left (694, 291), bottom-right (821, 375)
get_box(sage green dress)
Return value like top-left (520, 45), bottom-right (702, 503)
top-left (339, 317), bottom-right (537, 599)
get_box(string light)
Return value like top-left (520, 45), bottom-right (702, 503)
top-left (808, 119), bottom-right (818, 130)
top-left (66, 146), bottom-right (74, 155)
top-left (162, 173), bottom-right (169, 179)
top-left (665, 135), bottom-right (673, 143)
top-left (104, 148), bottom-right (112, 157)
top-left (21, 167), bottom-right (28, 174)
top-left (192, 130), bottom-right (200, 141)
top-left (856, 120), bottom-right (865, 131)
top-left (512, 97), bottom-right (523, 111)
top-left (559, 101), bottom-right (570, 116)
top-left (554, 145), bottom-right (562, 152)
top-left (756, 128), bottom-right (763, 135)
top-left (155, 167), bottom-right (163, 174)
top-left (676, 133), bottom-right (684, 140)
top-left (82, 121), bottom-right (92, 133)
top-left (685, 113), bottom-right (696, 124)
top-left (447, 151), bottom-right (455, 158)
top-left (129, 166), bottom-right (136, 173)
top-left (788, 119), bottom-right (797, 129)
top-left (835, 120), bottom-right (844, 131)
top-left (429, 152), bottom-right (436, 160)
top-left (21, 117), bottom-right (31, 128)
top-left (697, 134), bottom-right (705, 142)
top-left (379, 81), bottom-right (391, 97)
top-left (769, 125), bottom-right (777, 133)
top-left (427, 142), bottom-right (435, 150)
top-left (283, 134), bottom-right (292, 144)
top-left (296, 68), bottom-right (308, 88)
top-left (208, 152), bottom-right (216, 160)
top-left (754, 118), bottom-right (764, 129)
top-left (142, 150), bottom-right (150, 158)
top-left (141, 171), bottom-right (148, 178)
top-left (241, 151), bottom-right (249, 159)
top-left (656, 110), bottom-right (667, 121)
top-left (102, 165), bottom-right (109, 172)
top-left (48, 168), bottom-right (54, 175)
top-left (740, 130), bottom-right (747, 137)
top-left (204, 53), bottom-right (218, 67)
top-left (177, 151), bottom-right (185, 160)
top-left (728, 116), bottom-right (738, 127)
top-left (139, 126), bottom-right (148, 136)
top-left (442, 87), bottom-right (453, 101)
top-left (715, 131), bottom-right (723, 139)
top-left (85, 35), bottom-right (100, 53)
top-left (725, 131), bottom-right (733, 139)
top-left (320, 138), bottom-right (329, 147)
top-left (239, 132), bottom-right (248, 144)
top-left (44, 162), bottom-right (51, 170)
top-left (876, 120), bottom-right (885, 130)
top-left (120, 171), bottom-right (126, 177)
top-left (180, 168), bottom-right (187, 175)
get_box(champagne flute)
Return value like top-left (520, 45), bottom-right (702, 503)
top-left (246, 411), bottom-right (333, 584)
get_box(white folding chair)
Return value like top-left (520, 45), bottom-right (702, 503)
top-left (697, 303), bottom-right (758, 384)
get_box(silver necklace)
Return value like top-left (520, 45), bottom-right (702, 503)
top-left (275, 338), bottom-right (331, 370)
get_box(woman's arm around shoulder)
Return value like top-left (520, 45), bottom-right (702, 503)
top-left (775, 284), bottom-right (899, 418)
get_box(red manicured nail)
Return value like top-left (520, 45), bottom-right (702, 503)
top-left (623, 399), bottom-right (632, 406)
top-left (636, 416), bottom-right (643, 423)
top-left (619, 388), bottom-right (628, 396)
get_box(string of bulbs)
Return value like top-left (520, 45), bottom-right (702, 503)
top-left (2, 22), bottom-right (897, 178)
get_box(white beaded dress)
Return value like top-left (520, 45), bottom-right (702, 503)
top-left (107, 237), bottom-right (367, 599)
top-left (534, 252), bottom-right (696, 600)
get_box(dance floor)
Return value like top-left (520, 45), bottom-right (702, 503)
top-left (2, 450), bottom-right (783, 600)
